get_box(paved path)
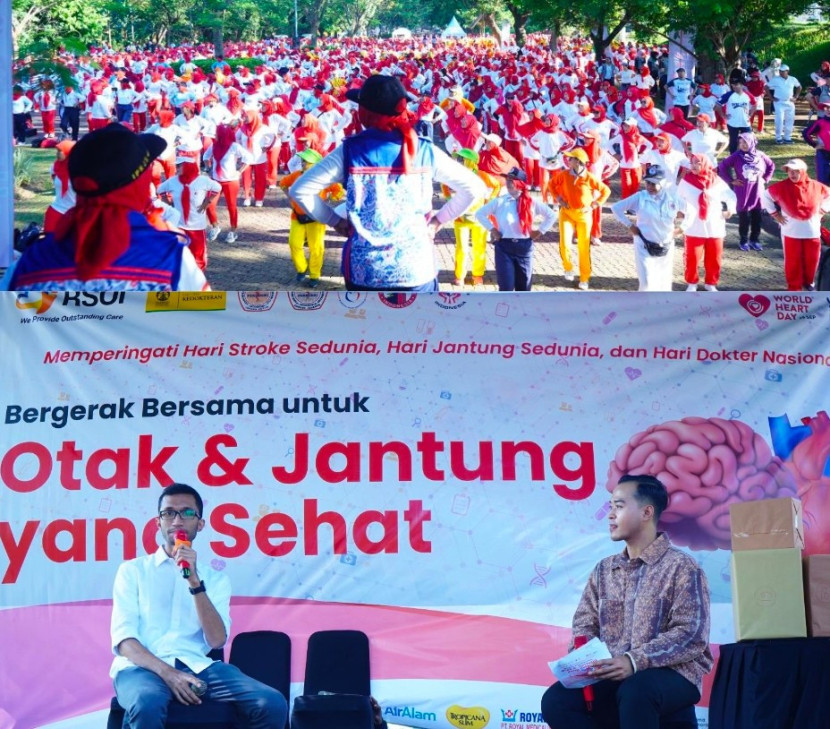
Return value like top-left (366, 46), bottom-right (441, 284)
top-left (204, 185), bottom-right (787, 292)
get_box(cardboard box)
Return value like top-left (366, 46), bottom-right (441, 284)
top-left (729, 497), bottom-right (804, 551)
top-left (731, 548), bottom-right (807, 640)
top-left (804, 555), bottom-right (830, 637)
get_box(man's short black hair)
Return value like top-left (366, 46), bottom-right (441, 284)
top-left (158, 483), bottom-right (204, 516)
top-left (618, 474), bottom-right (668, 522)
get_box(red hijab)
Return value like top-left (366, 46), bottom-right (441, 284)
top-left (620, 123), bottom-right (645, 163)
top-left (52, 141), bottom-right (76, 196)
top-left (768, 169), bottom-right (829, 220)
top-left (241, 109), bottom-right (262, 151)
top-left (212, 124), bottom-right (236, 166)
top-left (659, 107), bottom-right (694, 140)
top-left (637, 97), bottom-right (658, 129)
top-left (177, 161), bottom-right (200, 222)
top-left (511, 178), bottom-right (534, 236)
top-left (357, 105), bottom-right (418, 174)
top-left (684, 154), bottom-right (718, 219)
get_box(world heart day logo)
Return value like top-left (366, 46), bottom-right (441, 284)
top-left (738, 294), bottom-right (771, 318)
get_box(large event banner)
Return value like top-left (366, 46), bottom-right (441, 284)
top-left (2, 290), bottom-right (830, 729)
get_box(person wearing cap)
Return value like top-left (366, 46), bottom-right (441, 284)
top-left (473, 167), bottom-right (557, 291)
top-left (717, 132), bottom-right (775, 251)
top-left (157, 143), bottom-right (221, 271)
top-left (765, 65), bottom-right (801, 144)
top-left (762, 159), bottom-right (830, 290)
top-left (680, 114), bottom-right (728, 166)
top-left (802, 107), bottom-right (830, 184)
top-left (547, 148), bottom-right (611, 289)
top-left (280, 149), bottom-right (332, 287)
top-left (611, 165), bottom-right (689, 290)
top-left (5, 123), bottom-right (208, 291)
top-left (445, 148), bottom-right (498, 287)
top-left (289, 74), bottom-right (486, 292)
top-left (675, 153), bottom-right (737, 291)
top-left (608, 118), bottom-right (651, 199)
top-left (666, 68), bottom-right (694, 118)
top-left (43, 140), bottom-right (77, 233)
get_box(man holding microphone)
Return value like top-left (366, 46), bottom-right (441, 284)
top-left (110, 483), bottom-right (287, 729)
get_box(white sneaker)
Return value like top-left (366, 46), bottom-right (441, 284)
top-left (254, 201), bottom-right (264, 208)
top-left (578, 281), bottom-right (589, 291)
top-left (207, 226), bottom-right (221, 242)
top-left (686, 284), bottom-right (698, 292)
top-left (242, 198), bottom-right (252, 207)
top-left (225, 231), bottom-right (238, 243)
top-left (563, 271), bottom-right (576, 282)
top-left (704, 284), bottom-right (718, 292)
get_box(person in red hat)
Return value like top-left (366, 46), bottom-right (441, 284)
top-left (290, 74), bottom-right (485, 291)
top-left (5, 124), bottom-right (208, 291)
top-left (43, 140), bottom-right (77, 233)
top-left (157, 142), bottom-right (221, 271)
top-left (762, 158), bottom-right (830, 290)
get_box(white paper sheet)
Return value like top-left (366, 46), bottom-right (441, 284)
top-left (548, 638), bottom-right (613, 688)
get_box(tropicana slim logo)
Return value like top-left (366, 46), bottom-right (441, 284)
top-left (446, 705), bottom-right (490, 729)
top-left (15, 292), bottom-right (57, 314)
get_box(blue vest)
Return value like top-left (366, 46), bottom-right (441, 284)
top-left (341, 129), bottom-right (437, 288)
top-left (11, 212), bottom-right (188, 291)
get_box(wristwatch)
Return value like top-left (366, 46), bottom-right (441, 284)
top-left (189, 580), bottom-right (206, 595)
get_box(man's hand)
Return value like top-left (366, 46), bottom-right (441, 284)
top-left (161, 666), bottom-right (203, 705)
top-left (588, 655), bottom-right (634, 682)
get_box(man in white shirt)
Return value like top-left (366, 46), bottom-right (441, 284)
top-left (766, 65), bottom-right (802, 144)
top-left (666, 68), bottom-right (694, 117)
top-left (111, 483), bottom-right (287, 729)
top-left (718, 79), bottom-right (756, 153)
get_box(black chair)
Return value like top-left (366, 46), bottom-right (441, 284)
top-left (107, 631), bottom-right (291, 729)
top-left (290, 630), bottom-right (375, 729)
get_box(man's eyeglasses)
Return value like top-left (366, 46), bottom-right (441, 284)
top-left (159, 508), bottom-right (201, 521)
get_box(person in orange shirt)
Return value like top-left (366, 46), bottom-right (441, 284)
top-left (281, 149), bottom-right (338, 287)
top-left (547, 148), bottom-right (611, 289)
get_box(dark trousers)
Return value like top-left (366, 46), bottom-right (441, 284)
top-left (675, 104), bottom-right (690, 119)
top-left (816, 149), bottom-right (830, 186)
top-left (13, 113), bottom-right (28, 143)
top-left (415, 120), bottom-right (434, 142)
top-left (727, 125), bottom-right (751, 154)
top-left (738, 208), bottom-right (762, 242)
top-left (116, 103), bottom-right (134, 123)
top-left (495, 237), bottom-right (533, 291)
top-left (61, 107), bottom-right (80, 140)
top-left (541, 667), bottom-right (700, 729)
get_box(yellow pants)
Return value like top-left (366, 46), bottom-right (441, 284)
top-left (288, 220), bottom-right (326, 279)
top-left (454, 220), bottom-right (487, 280)
top-left (558, 208), bottom-right (592, 283)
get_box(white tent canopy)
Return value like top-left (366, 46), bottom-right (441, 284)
top-left (441, 16), bottom-right (466, 39)
top-left (391, 27), bottom-right (412, 40)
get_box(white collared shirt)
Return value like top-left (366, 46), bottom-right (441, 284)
top-left (110, 546), bottom-right (231, 677)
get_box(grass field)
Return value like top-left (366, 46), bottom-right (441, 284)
top-left (14, 146), bottom-right (56, 229)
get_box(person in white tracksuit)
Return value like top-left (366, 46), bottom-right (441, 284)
top-left (766, 65), bottom-right (802, 144)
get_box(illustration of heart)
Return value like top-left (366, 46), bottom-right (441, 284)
top-left (738, 293), bottom-right (771, 317)
top-left (625, 367), bottom-right (642, 380)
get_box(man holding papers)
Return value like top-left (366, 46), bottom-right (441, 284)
top-left (541, 474), bottom-right (713, 729)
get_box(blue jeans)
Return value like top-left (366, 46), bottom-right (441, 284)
top-left (114, 660), bottom-right (287, 729)
top-left (495, 237), bottom-right (533, 291)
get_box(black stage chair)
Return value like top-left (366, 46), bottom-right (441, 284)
top-left (290, 630), bottom-right (375, 729)
top-left (107, 630), bottom-right (291, 729)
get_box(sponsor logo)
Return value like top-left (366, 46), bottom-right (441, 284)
top-left (499, 710), bottom-right (546, 726)
top-left (435, 292), bottom-right (467, 310)
top-left (500, 709), bottom-right (518, 723)
top-left (238, 291), bottom-right (277, 312)
top-left (378, 292), bottom-right (417, 309)
top-left (446, 705), bottom-right (490, 729)
top-left (15, 292), bottom-right (57, 314)
top-left (288, 291), bottom-right (327, 311)
top-left (337, 291), bottom-right (368, 309)
top-left (146, 292), bottom-right (227, 312)
top-left (384, 706), bottom-right (438, 722)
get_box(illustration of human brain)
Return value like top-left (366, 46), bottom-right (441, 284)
top-left (606, 416), bottom-right (798, 551)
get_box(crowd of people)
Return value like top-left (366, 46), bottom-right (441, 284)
top-left (7, 33), bottom-right (830, 291)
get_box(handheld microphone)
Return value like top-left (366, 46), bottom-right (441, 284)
top-left (174, 530), bottom-right (191, 579)
top-left (573, 635), bottom-right (594, 712)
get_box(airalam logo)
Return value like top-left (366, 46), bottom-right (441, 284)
top-left (337, 291), bottom-right (368, 309)
top-left (288, 291), bottom-right (327, 311)
top-left (383, 706), bottom-right (437, 722)
top-left (238, 291), bottom-right (277, 312)
top-left (446, 705), bottom-right (490, 729)
top-left (378, 292), bottom-right (417, 309)
top-left (15, 292), bottom-right (57, 314)
top-left (435, 292), bottom-right (467, 310)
